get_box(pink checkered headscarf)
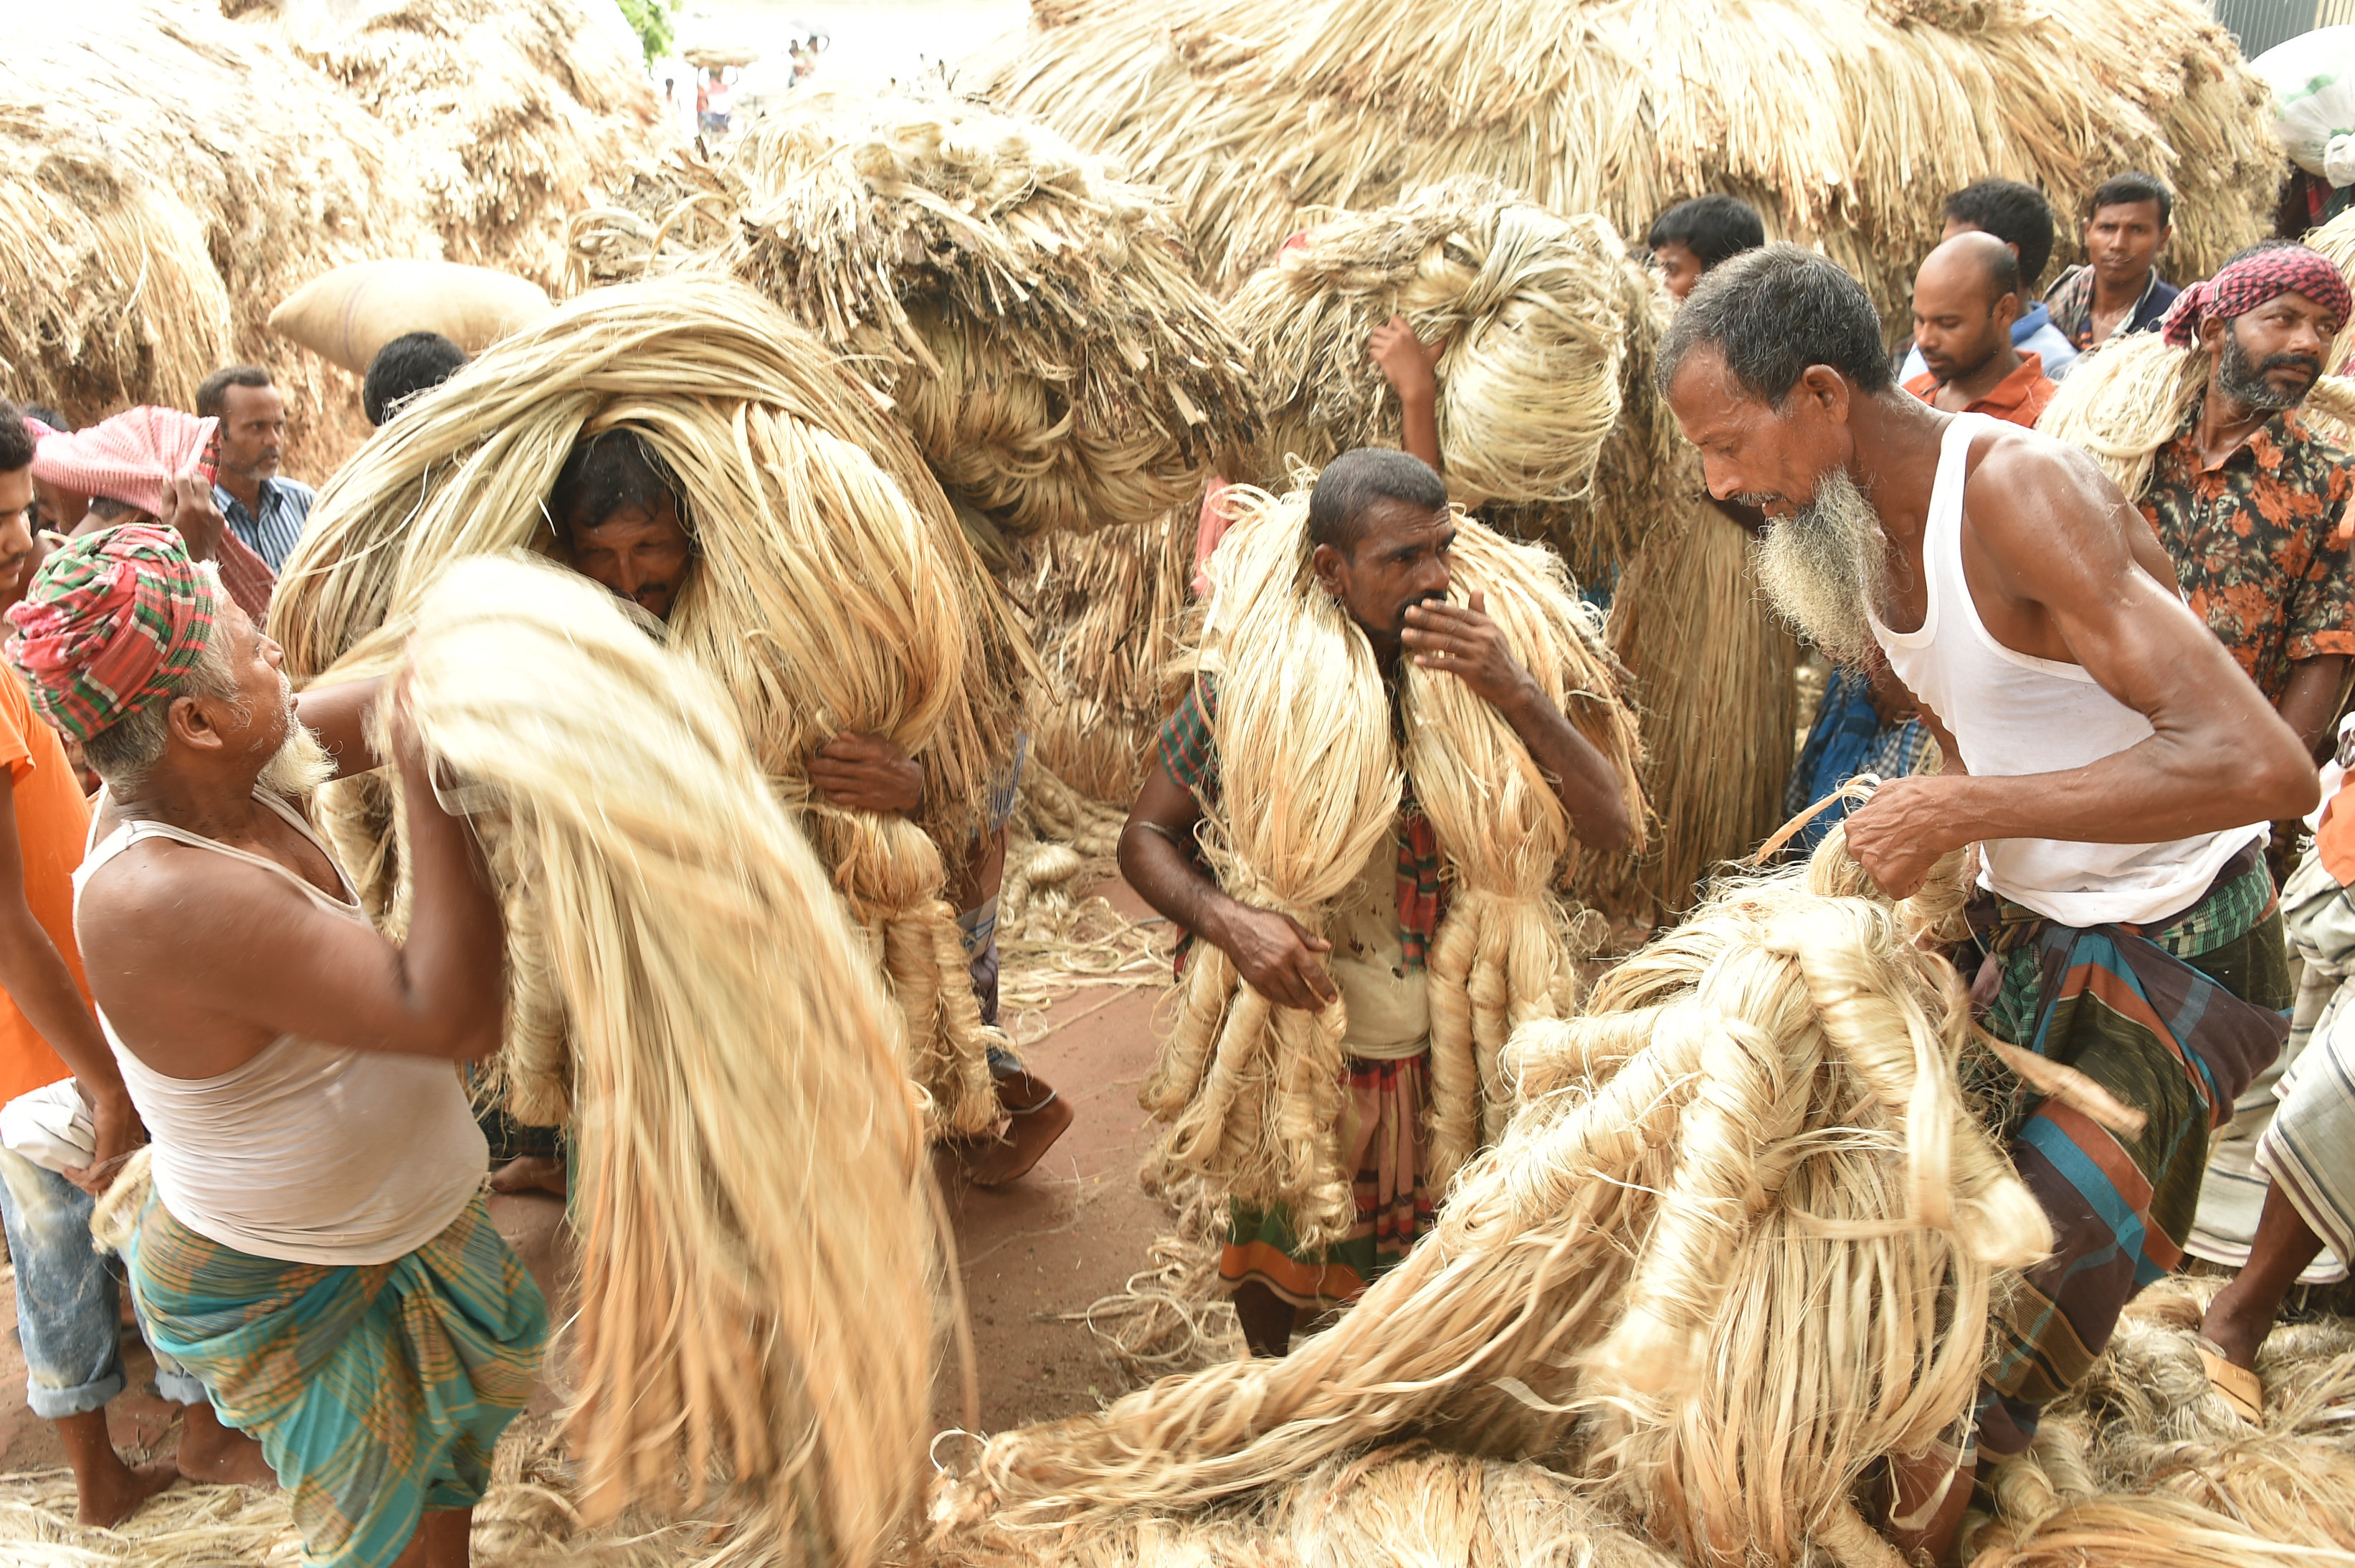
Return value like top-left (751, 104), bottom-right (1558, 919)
top-left (29, 407), bottom-right (217, 518)
top-left (2160, 245), bottom-right (2353, 350)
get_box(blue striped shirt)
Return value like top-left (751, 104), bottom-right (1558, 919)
top-left (212, 477), bottom-right (315, 574)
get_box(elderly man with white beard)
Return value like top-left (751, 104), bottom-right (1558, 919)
top-left (1660, 244), bottom-right (2318, 1562)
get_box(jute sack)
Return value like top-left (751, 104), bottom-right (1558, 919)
top-left (270, 258), bottom-right (552, 374)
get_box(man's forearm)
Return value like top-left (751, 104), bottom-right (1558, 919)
top-left (1118, 822), bottom-right (1247, 951)
top-left (396, 754), bottom-right (507, 1059)
top-left (2278, 655), bottom-right (2349, 761)
top-left (1496, 685), bottom-right (1634, 854)
top-left (0, 913), bottom-right (123, 1098)
top-left (1912, 731), bottom-right (2313, 852)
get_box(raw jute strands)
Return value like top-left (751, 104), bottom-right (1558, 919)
top-left (0, 0), bottom-right (438, 477)
top-left (370, 555), bottom-right (936, 1557)
top-left (271, 275), bottom-right (1030, 1139)
top-left (569, 86), bottom-right (1260, 538)
top-left (1224, 176), bottom-right (1678, 573)
top-left (1143, 481), bottom-right (1642, 1240)
top-left (979, 822), bottom-right (2052, 1568)
top-left (974, 0), bottom-right (2276, 324)
top-left (2032, 328), bottom-right (2209, 503)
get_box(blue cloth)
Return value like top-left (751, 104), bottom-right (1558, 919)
top-left (0, 1145), bottom-right (205, 1417)
top-left (1900, 304), bottom-right (2079, 387)
top-left (211, 477), bottom-right (315, 574)
top-left (1783, 668), bottom-right (1938, 852)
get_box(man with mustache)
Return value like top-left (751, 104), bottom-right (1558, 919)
top-left (2134, 243), bottom-right (2355, 759)
top-left (198, 367), bottom-right (313, 575)
top-left (1660, 245), bottom-right (2317, 1562)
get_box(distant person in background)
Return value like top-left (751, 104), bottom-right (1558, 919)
top-left (363, 333), bottom-right (470, 429)
top-left (2044, 171), bottom-right (2180, 356)
top-left (1645, 194), bottom-right (1766, 303)
top-left (19, 408), bottom-right (80, 540)
top-left (1903, 232), bottom-right (2058, 426)
top-left (1901, 179), bottom-right (2079, 381)
top-left (196, 366), bottom-right (312, 574)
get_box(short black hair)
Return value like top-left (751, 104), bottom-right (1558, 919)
top-left (550, 429), bottom-right (684, 535)
top-left (195, 366), bottom-right (272, 419)
top-left (18, 407), bottom-right (65, 434)
top-left (1658, 244), bottom-right (1893, 407)
top-left (89, 495), bottom-right (140, 523)
top-left (1646, 195), bottom-right (1767, 272)
top-left (1308, 448), bottom-right (1448, 556)
top-left (363, 332), bottom-right (470, 426)
top-left (2088, 170), bottom-right (2172, 229)
top-left (1943, 179), bottom-right (2055, 291)
top-left (0, 402), bottom-right (30, 475)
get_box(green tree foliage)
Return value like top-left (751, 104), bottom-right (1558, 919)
top-left (614, 0), bottom-right (677, 63)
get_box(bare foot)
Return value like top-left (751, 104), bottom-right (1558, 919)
top-left (178, 1403), bottom-right (276, 1487)
top-left (490, 1155), bottom-right (566, 1198)
top-left (961, 1075), bottom-right (1075, 1187)
top-left (77, 1458), bottom-right (177, 1527)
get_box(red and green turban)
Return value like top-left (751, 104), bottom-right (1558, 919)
top-left (4, 526), bottom-right (219, 742)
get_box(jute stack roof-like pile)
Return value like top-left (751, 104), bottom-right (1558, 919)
top-left (273, 275), bottom-right (1032, 1143)
top-left (975, 0), bottom-right (2277, 317)
top-left (221, 0), bottom-right (669, 291)
top-left (0, 1), bottom-right (437, 476)
top-left (569, 87), bottom-right (1260, 539)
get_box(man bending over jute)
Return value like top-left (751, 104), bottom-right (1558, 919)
top-left (7, 521), bottom-right (548, 1568)
top-left (1660, 244), bottom-right (2316, 1558)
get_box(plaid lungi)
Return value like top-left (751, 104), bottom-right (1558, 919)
top-left (125, 1192), bottom-right (548, 1568)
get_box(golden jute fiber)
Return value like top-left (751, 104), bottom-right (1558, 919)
top-left (272, 275), bottom-right (1029, 1139)
top-left (980, 827), bottom-right (2050, 1568)
top-left (570, 87), bottom-right (1260, 538)
top-left (374, 555), bottom-right (935, 1557)
top-left (974, 0), bottom-right (2275, 321)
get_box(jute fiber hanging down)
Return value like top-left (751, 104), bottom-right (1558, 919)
top-left (1147, 480), bottom-right (1644, 1246)
top-left (978, 824), bottom-right (2052, 1568)
top-left (335, 555), bottom-right (936, 1560)
top-left (270, 275), bottom-right (1032, 1139)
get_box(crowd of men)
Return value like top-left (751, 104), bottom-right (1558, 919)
top-left (0, 166), bottom-right (2353, 1568)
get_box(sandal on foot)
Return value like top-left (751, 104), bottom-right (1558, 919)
top-left (2196, 1341), bottom-right (2265, 1424)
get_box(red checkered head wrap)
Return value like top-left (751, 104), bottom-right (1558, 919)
top-left (27, 407), bottom-right (216, 520)
top-left (3, 526), bottom-right (220, 743)
top-left (2160, 245), bottom-right (2354, 351)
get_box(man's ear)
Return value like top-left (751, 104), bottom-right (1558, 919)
top-left (165, 693), bottom-right (230, 755)
top-left (2198, 312), bottom-right (2228, 356)
top-left (1797, 364), bottom-right (1853, 427)
top-left (1310, 540), bottom-right (1346, 597)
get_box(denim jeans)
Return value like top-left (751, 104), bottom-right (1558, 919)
top-left (0, 1146), bottom-right (205, 1417)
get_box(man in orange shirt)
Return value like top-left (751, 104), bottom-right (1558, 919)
top-left (0, 404), bottom-right (267, 1522)
top-left (1903, 232), bottom-right (2057, 429)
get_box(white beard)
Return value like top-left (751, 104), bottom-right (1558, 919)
top-left (257, 680), bottom-right (338, 799)
top-left (1751, 467), bottom-right (1890, 666)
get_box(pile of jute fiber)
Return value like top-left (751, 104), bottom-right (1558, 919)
top-left (0, 0), bottom-right (437, 476)
top-left (336, 556), bottom-right (938, 1559)
top-left (973, 0), bottom-right (2275, 319)
top-left (271, 275), bottom-right (1031, 1141)
top-left (219, 0), bottom-right (669, 291)
top-left (569, 87), bottom-right (1260, 538)
top-left (971, 825), bottom-right (2048, 1567)
top-left (1145, 480), bottom-right (1643, 1241)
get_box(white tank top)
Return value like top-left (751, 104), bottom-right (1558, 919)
top-left (1868, 412), bottom-right (2268, 927)
top-left (73, 791), bottom-right (489, 1265)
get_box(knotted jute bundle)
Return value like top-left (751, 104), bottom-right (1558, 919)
top-left (981, 826), bottom-right (2052, 1567)
top-left (377, 555), bottom-right (933, 1559)
top-left (272, 275), bottom-right (1029, 1139)
top-left (1144, 481), bottom-right (1644, 1245)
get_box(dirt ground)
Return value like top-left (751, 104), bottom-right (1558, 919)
top-left (0, 874), bottom-right (1176, 1481)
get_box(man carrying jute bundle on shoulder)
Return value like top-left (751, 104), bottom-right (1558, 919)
top-left (1660, 244), bottom-right (2315, 1561)
top-left (1120, 448), bottom-right (1635, 1358)
top-left (9, 521), bottom-right (547, 1568)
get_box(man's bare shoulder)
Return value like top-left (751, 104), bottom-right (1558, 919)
top-left (79, 835), bottom-right (314, 954)
top-left (1958, 421), bottom-right (2153, 570)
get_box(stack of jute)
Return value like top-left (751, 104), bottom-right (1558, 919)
top-left (220, 0), bottom-right (669, 292)
top-left (568, 87), bottom-right (1261, 540)
top-left (0, 1), bottom-right (437, 477)
top-left (973, 0), bottom-right (2276, 318)
top-left (353, 556), bottom-right (936, 1560)
top-left (271, 275), bottom-right (1031, 1141)
top-left (974, 826), bottom-right (2052, 1567)
top-left (1146, 481), bottom-right (1644, 1242)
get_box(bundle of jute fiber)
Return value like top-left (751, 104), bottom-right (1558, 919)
top-left (0, 0), bottom-right (438, 477)
top-left (973, 0), bottom-right (2274, 318)
top-left (1143, 480), bottom-right (1643, 1241)
top-left (568, 87), bottom-right (1261, 537)
top-left (933, 1446), bottom-right (1679, 1568)
top-left (271, 274), bottom-right (1031, 1140)
top-left (979, 822), bottom-right (2054, 1568)
top-left (2032, 327), bottom-right (2207, 500)
top-left (1223, 176), bottom-right (1681, 575)
top-left (333, 554), bottom-right (938, 1557)
top-left (219, 0), bottom-right (668, 291)
top-left (1599, 496), bottom-right (1801, 918)
top-left (1009, 507), bottom-right (1196, 804)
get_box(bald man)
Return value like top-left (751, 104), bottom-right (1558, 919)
top-left (1903, 232), bottom-right (2059, 428)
